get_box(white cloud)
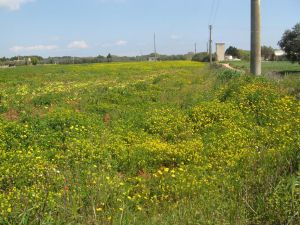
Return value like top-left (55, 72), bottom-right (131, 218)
top-left (0, 0), bottom-right (34, 10)
top-left (170, 35), bottom-right (181, 40)
top-left (100, 40), bottom-right (128, 47)
top-left (49, 36), bottom-right (60, 41)
top-left (10, 44), bottom-right (58, 52)
top-left (115, 40), bottom-right (127, 46)
top-left (68, 41), bottom-right (89, 49)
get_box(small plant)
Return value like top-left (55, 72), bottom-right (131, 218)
top-left (217, 69), bottom-right (241, 82)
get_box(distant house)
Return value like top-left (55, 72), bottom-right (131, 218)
top-left (224, 55), bottom-right (241, 61)
top-left (225, 55), bottom-right (233, 61)
top-left (274, 50), bottom-right (285, 57)
top-left (274, 50), bottom-right (286, 61)
top-left (148, 57), bottom-right (157, 62)
top-left (13, 58), bottom-right (26, 66)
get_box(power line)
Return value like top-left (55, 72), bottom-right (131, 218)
top-left (212, 0), bottom-right (221, 25)
top-left (208, 0), bottom-right (216, 25)
top-left (207, 0), bottom-right (221, 68)
top-left (208, 0), bottom-right (221, 26)
top-left (208, 0), bottom-right (215, 63)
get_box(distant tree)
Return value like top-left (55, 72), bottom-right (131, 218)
top-left (0, 57), bottom-right (7, 62)
top-left (261, 46), bottom-right (275, 61)
top-left (97, 55), bottom-right (106, 63)
top-left (107, 53), bottom-right (112, 63)
top-left (49, 58), bottom-right (55, 64)
top-left (225, 46), bottom-right (241, 58)
top-left (239, 50), bottom-right (250, 61)
top-left (159, 54), bottom-right (186, 61)
top-left (149, 53), bottom-right (157, 57)
top-left (10, 56), bottom-right (18, 61)
top-left (278, 23), bottom-right (300, 63)
top-left (31, 57), bottom-right (39, 66)
top-left (192, 52), bottom-right (215, 62)
top-left (25, 58), bottom-right (30, 65)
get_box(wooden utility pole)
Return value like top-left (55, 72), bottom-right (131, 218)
top-left (207, 42), bottom-right (209, 54)
top-left (209, 25), bottom-right (213, 65)
top-left (194, 43), bottom-right (197, 54)
top-left (251, 0), bottom-right (261, 75)
top-left (154, 33), bottom-right (157, 60)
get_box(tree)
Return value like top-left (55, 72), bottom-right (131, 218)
top-left (225, 46), bottom-right (241, 58)
top-left (31, 57), bottom-right (39, 66)
top-left (0, 57), bottom-right (7, 62)
top-left (49, 58), bottom-right (55, 64)
top-left (97, 55), bottom-right (106, 63)
top-left (278, 23), bottom-right (300, 63)
top-left (107, 53), bottom-right (112, 63)
top-left (239, 50), bottom-right (250, 61)
top-left (261, 46), bottom-right (275, 61)
top-left (192, 52), bottom-right (215, 62)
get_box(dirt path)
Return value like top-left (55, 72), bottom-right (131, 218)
top-left (219, 63), bottom-right (245, 73)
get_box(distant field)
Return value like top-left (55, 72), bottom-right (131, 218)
top-left (229, 60), bottom-right (300, 74)
top-left (229, 61), bottom-right (300, 98)
top-left (0, 62), bottom-right (299, 224)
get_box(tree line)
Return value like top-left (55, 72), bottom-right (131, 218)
top-left (1, 23), bottom-right (299, 66)
top-left (192, 22), bottom-right (300, 63)
top-left (0, 52), bottom-right (197, 67)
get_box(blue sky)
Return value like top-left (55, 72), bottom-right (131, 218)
top-left (0, 0), bottom-right (299, 57)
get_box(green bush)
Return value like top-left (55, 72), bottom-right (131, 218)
top-left (192, 52), bottom-right (216, 62)
top-left (217, 69), bottom-right (241, 82)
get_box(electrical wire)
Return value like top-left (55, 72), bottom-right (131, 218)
top-left (212, 0), bottom-right (221, 25)
top-left (208, 0), bottom-right (216, 25)
top-left (208, 0), bottom-right (221, 26)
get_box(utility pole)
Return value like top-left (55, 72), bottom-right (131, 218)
top-left (194, 43), bottom-right (197, 55)
top-left (154, 33), bottom-right (157, 61)
top-left (207, 42), bottom-right (209, 54)
top-left (209, 25), bottom-right (213, 65)
top-left (251, 0), bottom-right (261, 75)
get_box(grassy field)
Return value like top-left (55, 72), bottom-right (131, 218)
top-left (0, 61), bottom-right (299, 224)
top-left (228, 61), bottom-right (300, 74)
top-left (229, 61), bottom-right (300, 99)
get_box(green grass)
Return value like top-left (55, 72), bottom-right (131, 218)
top-left (228, 61), bottom-right (300, 74)
top-left (228, 61), bottom-right (300, 99)
top-left (0, 61), bottom-right (299, 224)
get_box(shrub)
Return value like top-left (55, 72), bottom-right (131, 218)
top-left (217, 69), bottom-right (241, 83)
top-left (192, 52), bottom-right (216, 62)
top-left (31, 57), bottom-right (39, 66)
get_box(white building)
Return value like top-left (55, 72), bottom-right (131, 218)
top-left (216, 43), bottom-right (225, 62)
top-left (225, 55), bottom-right (233, 61)
top-left (148, 57), bottom-right (157, 62)
top-left (274, 50), bottom-right (285, 57)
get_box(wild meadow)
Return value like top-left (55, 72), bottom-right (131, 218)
top-left (0, 61), bottom-right (299, 224)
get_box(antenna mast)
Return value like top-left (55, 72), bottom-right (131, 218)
top-left (209, 25), bottom-right (213, 65)
top-left (154, 33), bottom-right (157, 60)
